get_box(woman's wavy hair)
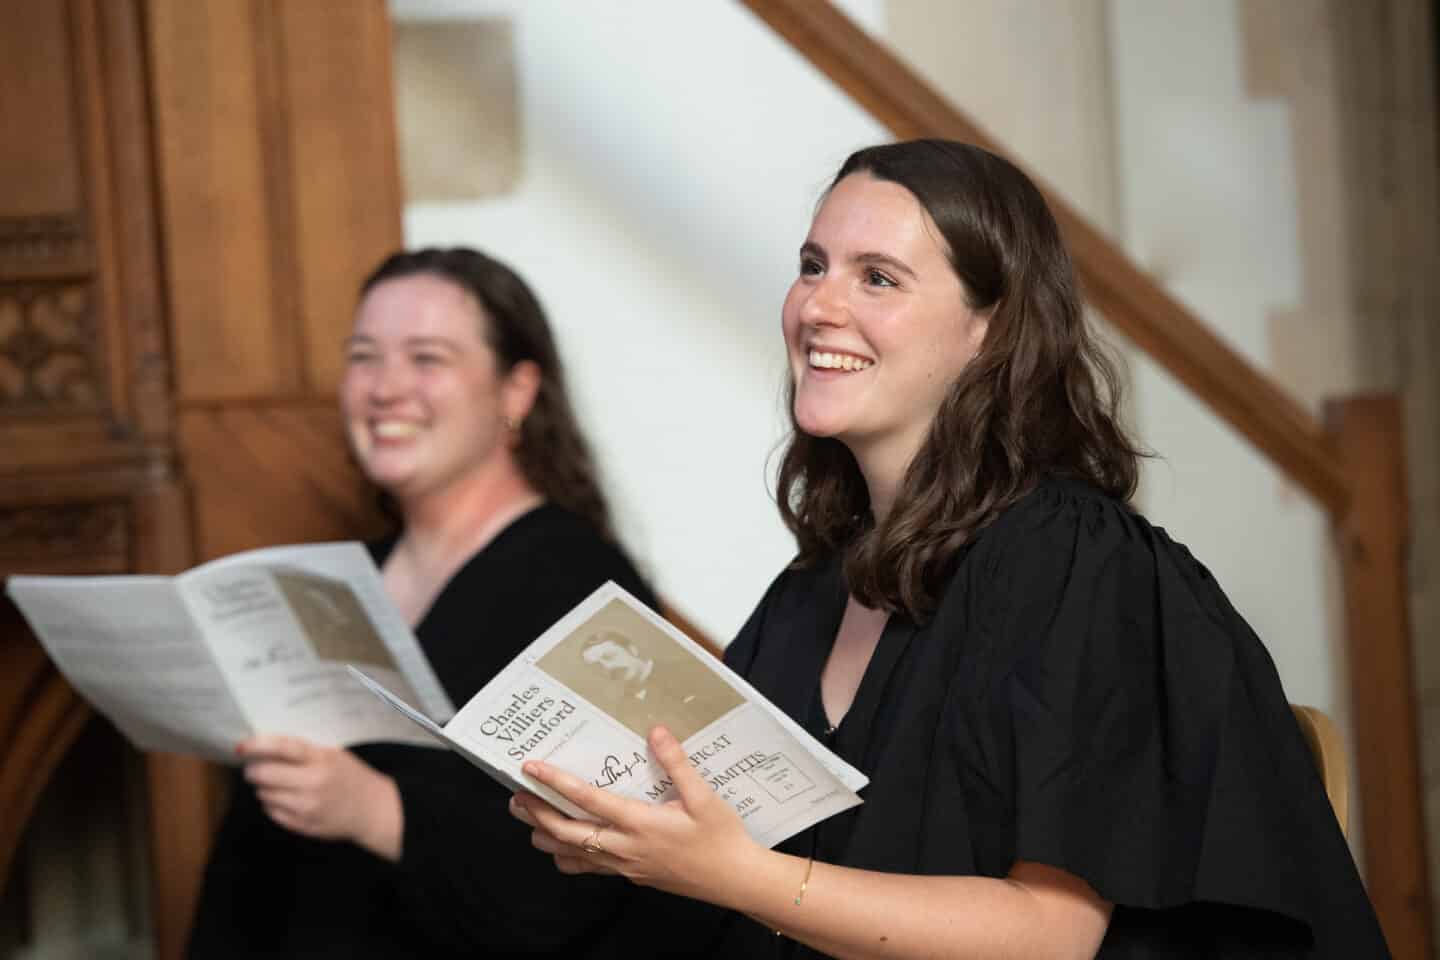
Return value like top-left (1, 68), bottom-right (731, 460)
top-left (777, 140), bottom-right (1142, 619)
top-left (361, 247), bottom-right (612, 537)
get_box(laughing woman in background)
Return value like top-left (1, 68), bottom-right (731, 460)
top-left (188, 247), bottom-right (719, 958)
top-left (512, 142), bottom-right (1390, 959)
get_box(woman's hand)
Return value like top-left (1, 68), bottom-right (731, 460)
top-left (510, 725), bottom-right (764, 908)
top-left (237, 735), bottom-right (403, 861)
top-left (513, 729), bottom-right (1112, 958)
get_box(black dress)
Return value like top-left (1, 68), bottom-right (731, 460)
top-left (715, 479), bottom-right (1389, 958)
top-left (187, 504), bottom-right (723, 958)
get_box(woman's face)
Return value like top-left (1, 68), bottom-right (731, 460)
top-left (782, 173), bottom-right (988, 471)
top-left (340, 273), bottom-right (522, 501)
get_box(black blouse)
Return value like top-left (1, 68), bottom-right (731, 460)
top-left (715, 479), bottom-right (1389, 958)
top-left (187, 504), bottom-right (723, 958)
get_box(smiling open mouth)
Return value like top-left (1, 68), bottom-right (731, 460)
top-left (372, 421), bottom-right (422, 439)
top-left (808, 350), bottom-right (874, 371)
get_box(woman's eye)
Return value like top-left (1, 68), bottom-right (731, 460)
top-left (345, 350), bottom-right (377, 366)
top-left (412, 353), bottom-right (444, 366)
top-left (866, 269), bottom-right (897, 288)
top-left (799, 257), bottom-right (823, 276)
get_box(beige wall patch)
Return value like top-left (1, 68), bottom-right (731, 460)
top-left (393, 19), bottom-right (520, 204)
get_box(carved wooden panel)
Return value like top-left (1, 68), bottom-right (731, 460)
top-left (0, 0), bottom-right (173, 476)
top-left (0, 281), bottom-right (103, 412)
top-left (0, 217), bottom-right (90, 273)
top-left (0, 501), bottom-right (128, 575)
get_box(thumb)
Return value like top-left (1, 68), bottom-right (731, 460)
top-left (241, 734), bottom-right (311, 764)
top-left (647, 726), bottom-right (711, 809)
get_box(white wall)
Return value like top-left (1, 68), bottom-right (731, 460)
top-left (390, 0), bottom-right (887, 641)
top-left (889, 0), bottom-right (1122, 231)
top-left (1107, 0), bottom-right (1344, 717)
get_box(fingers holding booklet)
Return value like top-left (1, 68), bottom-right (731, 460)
top-left (511, 725), bottom-right (770, 904)
top-left (352, 580), bottom-right (867, 850)
top-left (235, 734), bottom-right (402, 848)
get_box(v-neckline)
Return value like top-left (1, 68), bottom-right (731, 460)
top-left (806, 559), bottom-right (918, 745)
top-left (374, 502), bottom-right (546, 632)
top-left (820, 600), bottom-right (889, 732)
top-left (822, 615), bottom-right (915, 736)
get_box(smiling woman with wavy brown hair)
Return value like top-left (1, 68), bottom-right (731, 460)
top-left (778, 140), bottom-right (1143, 619)
top-left (514, 141), bottom-right (1388, 960)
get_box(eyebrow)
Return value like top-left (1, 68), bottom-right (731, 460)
top-left (343, 334), bottom-right (462, 352)
top-left (855, 251), bottom-right (917, 280)
top-left (798, 242), bottom-right (918, 280)
top-left (401, 336), bottom-right (462, 352)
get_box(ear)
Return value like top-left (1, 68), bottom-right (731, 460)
top-left (500, 359), bottom-right (542, 425)
top-left (968, 308), bottom-right (991, 353)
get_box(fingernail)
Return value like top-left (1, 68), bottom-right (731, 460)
top-left (522, 762), bottom-right (538, 776)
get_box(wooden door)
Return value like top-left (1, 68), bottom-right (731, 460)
top-left (0, 1), bottom-right (403, 956)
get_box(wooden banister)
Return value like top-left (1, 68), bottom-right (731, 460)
top-left (1329, 396), bottom-right (1432, 954)
top-left (739, 0), bottom-right (1348, 514)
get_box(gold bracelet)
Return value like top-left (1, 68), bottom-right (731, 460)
top-left (774, 855), bottom-right (817, 937)
top-left (793, 854), bottom-right (815, 906)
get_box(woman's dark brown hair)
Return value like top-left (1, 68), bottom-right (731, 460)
top-left (361, 247), bottom-right (612, 537)
top-left (777, 140), bottom-right (1141, 619)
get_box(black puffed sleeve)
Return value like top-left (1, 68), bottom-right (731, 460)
top-left (973, 482), bottom-right (1387, 955)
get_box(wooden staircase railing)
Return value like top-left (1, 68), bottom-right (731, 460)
top-left (738, 0), bottom-right (1429, 955)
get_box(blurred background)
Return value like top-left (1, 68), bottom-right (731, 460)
top-left (0, 0), bottom-right (1436, 956)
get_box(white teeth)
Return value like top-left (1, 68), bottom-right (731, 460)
top-left (373, 421), bottom-right (421, 438)
top-left (808, 349), bottom-right (873, 371)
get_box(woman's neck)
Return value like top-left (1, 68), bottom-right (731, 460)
top-left (862, 471), bottom-right (898, 524)
top-left (395, 458), bottom-right (542, 570)
top-left (849, 432), bottom-right (923, 525)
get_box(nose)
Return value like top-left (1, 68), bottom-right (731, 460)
top-left (367, 355), bottom-right (408, 403)
top-left (797, 273), bottom-right (849, 329)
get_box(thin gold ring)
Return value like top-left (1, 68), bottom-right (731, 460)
top-left (580, 827), bottom-right (606, 856)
